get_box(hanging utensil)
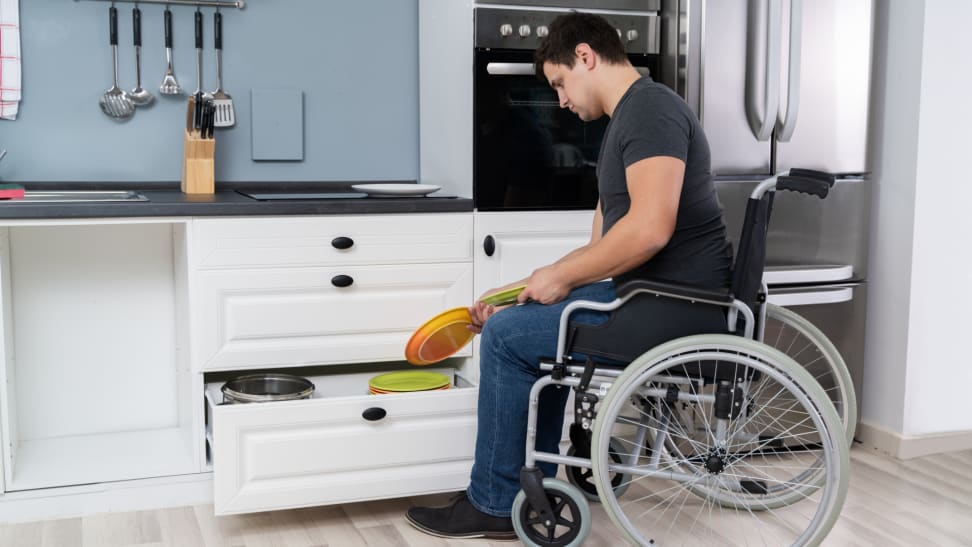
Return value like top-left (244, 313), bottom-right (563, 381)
top-left (193, 9), bottom-right (213, 101)
top-left (159, 8), bottom-right (182, 95)
top-left (129, 6), bottom-right (154, 106)
top-left (211, 11), bottom-right (235, 127)
top-left (99, 6), bottom-right (135, 120)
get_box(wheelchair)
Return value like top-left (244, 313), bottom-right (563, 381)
top-left (510, 170), bottom-right (853, 546)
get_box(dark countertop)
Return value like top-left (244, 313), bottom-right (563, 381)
top-left (0, 183), bottom-right (473, 219)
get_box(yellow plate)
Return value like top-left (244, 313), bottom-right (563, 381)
top-left (404, 307), bottom-right (475, 365)
top-left (479, 284), bottom-right (527, 306)
top-left (369, 371), bottom-right (451, 392)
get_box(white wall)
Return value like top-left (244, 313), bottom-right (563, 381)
top-left (864, 0), bottom-right (972, 439)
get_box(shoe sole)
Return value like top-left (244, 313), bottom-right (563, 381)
top-left (404, 512), bottom-right (518, 541)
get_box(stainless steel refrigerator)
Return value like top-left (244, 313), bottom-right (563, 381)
top-left (669, 0), bottom-right (873, 423)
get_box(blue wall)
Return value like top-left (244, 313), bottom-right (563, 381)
top-left (0, 0), bottom-right (419, 185)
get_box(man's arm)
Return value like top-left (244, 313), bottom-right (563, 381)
top-left (519, 156), bottom-right (684, 304)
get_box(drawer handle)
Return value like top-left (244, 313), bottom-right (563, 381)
top-left (331, 236), bottom-right (354, 250)
top-left (483, 235), bottom-right (496, 257)
top-left (362, 407), bottom-right (387, 421)
top-left (331, 274), bottom-right (354, 288)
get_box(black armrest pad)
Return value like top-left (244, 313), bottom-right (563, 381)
top-left (616, 279), bottom-right (733, 305)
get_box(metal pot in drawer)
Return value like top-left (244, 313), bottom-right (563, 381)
top-left (221, 373), bottom-right (315, 404)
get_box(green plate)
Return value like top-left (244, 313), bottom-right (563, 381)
top-left (479, 284), bottom-right (527, 306)
top-left (368, 371), bottom-right (451, 392)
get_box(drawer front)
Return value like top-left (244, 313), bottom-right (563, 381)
top-left (193, 263), bottom-right (473, 371)
top-left (193, 214), bottom-right (474, 269)
top-left (209, 386), bottom-right (478, 515)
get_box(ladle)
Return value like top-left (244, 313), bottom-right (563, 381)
top-left (99, 6), bottom-right (135, 119)
top-left (129, 6), bottom-right (154, 106)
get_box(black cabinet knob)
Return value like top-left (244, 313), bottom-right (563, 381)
top-left (331, 236), bottom-right (354, 250)
top-left (483, 235), bottom-right (496, 257)
top-left (331, 274), bottom-right (354, 288)
top-left (362, 407), bottom-right (387, 421)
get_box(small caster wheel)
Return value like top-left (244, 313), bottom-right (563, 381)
top-left (512, 478), bottom-right (591, 547)
top-left (566, 436), bottom-right (631, 502)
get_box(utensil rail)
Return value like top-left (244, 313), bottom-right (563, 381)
top-left (75, 0), bottom-right (245, 10)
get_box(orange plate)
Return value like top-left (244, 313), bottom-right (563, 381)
top-left (404, 306), bottom-right (475, 365)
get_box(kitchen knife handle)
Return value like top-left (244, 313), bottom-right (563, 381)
top-left (331, 237), bottom-right (354, 250)
top-left (164, 8), bottom-right (173, 48)
top-left (109, 6), bottom-right (118, 46)
top-left (195, 10), bottom-right (203, 50)
top-left (331, 275), bottom-right (354, 288)
top-left (132, 7), bottom-right (142, 47)
top-left (214, 11), bottom-right (222, 50)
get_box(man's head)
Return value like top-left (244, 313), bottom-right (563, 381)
top-left (534, 12), bottom-right (629, 121)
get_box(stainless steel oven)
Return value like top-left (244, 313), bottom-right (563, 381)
top-left (473, 2), bottom-right (663, 211)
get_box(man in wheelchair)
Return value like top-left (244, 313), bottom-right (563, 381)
top-left (407, 11), bottom-right (736, 540)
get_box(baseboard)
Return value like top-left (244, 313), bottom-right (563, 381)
top-left (0, 472), bottom-right (214, 524)
top-left (856, 421), bottom-right (972, 459)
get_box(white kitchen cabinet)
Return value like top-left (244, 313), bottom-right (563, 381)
top-left (205, 366), bottom-right (477, 515)
top-left (192, 214), bottom-right (479, 515)
top-left (0, 219), bottom-right (197, 492)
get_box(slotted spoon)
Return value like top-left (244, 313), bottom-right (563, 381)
top-left (99, 6), bottom-right (135, 119)
top-left (211, 11), bottom-right (235, 127)
top-left (159, 8), bottom-right (182, 95)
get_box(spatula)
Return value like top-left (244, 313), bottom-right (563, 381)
top-left (211, 11), bottom-right (235, 127)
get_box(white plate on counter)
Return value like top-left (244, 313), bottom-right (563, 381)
top-left (351, 183), bottom-right (442, 197)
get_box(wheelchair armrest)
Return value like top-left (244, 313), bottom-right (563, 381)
top-left (616, 279), bottom-right (734, 306)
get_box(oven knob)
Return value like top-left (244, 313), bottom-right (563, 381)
top-left (536, 25), bottom-right (549, 38)
top-left (518, 24), bottom-right (532, 38)
top-left (500, 23), bottom-right (513, 37)
top-left (626, 29), bottom-right (639, 42)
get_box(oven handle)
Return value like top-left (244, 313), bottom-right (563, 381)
top-left (486, 63), bottom-right (651, 77)
top-left (766, 286), bottom-right (853, 307)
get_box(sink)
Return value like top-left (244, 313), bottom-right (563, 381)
top-left (0, 190), bottom-right (149, 204)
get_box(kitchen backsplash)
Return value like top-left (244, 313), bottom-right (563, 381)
top-left (0, 0), bottom-right (419, 185)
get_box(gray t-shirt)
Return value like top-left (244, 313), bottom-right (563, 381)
top-left (597, 76), bottom-right (732, 287)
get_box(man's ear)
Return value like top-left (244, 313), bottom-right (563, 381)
top-left (575, 43), bottom-right (597, 69)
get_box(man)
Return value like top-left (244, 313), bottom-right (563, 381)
top-left (406, 11), bottom-right (732, 540)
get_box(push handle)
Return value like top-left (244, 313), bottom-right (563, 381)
top-left (331, 274), bottom-right (354, 288)
top-left (132, 7), bottom-right (142, 47)
top-left (195, 10), bottom-right (203, 49)
top-left (214, 11), bottom-right (222, 50)
top-left (164, 8), bottom-right (173, 48)
top-left (776, 0), bottom-right (803, 142)
top-left (787, 168), bottom-right (835, 187)
top-left (109, 6), bottom-right (118, 46)
top-left (777, 175), bottom-right (829, 199)
top-left (331, 236), bottom-right (354, 250)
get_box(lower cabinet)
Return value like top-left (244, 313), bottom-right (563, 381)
top-left (205, 367), bottom-right (478, 515)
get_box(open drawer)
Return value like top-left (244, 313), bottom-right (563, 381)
top-left (205, 367), bottom-right (477, 515)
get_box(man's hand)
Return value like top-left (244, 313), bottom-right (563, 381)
top-left (519, 264), bottom-right (571, 305)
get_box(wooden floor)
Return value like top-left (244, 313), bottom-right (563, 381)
top-left (1, 445), bottom-right (971, 546)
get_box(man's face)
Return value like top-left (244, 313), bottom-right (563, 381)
top-left (543, 58), bottom-right (602, 122)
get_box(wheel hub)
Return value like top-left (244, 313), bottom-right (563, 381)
top-left (704, 448), bottom-right (727, 474)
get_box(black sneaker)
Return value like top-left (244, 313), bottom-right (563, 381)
top-left (405, 491), bottom-right (517, 540)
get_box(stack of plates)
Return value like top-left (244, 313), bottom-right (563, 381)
top-left (368, 370), bottom-right (451, 395)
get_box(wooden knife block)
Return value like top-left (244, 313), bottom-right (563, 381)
top-left (181, 98), bottom-right (215, 194)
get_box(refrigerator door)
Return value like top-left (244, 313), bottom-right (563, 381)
top-left (690, 0), bottom-right (776, 175)
top-left (775, 0), bottom-right (872, 173)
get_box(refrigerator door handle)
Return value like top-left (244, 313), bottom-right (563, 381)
top-left (776, 0), bottom-right (803, 142)
top-left (767, 286), bottom-right (854, 307)
top-left (745, 0), bottom-right (782, 141)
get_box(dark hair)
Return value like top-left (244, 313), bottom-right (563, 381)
top-left (534, 12), bottom-right (628, 77)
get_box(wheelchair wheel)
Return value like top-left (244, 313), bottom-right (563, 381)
top-left (763, 303), bottom-right (857, 443)
top-left (591, 335), bottom-right (849, 546)
top-left (565, 436), bottom-right (630, 502)
top-left (511, 478), bottom-right (591, 547)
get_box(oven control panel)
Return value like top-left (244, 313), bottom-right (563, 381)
top-left (474, 7), bottom-right (660, 54)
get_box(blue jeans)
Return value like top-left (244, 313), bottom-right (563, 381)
top-left (466, 281), bottom-right (616, 517)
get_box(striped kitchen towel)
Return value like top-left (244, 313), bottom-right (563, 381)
top-left (0, 0), bottom-right (21, 120)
